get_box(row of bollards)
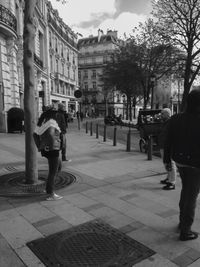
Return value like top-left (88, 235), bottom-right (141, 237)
top-left (85, 121), bottom-right (131, 151)
top-left (85, 121), bottom-right (154, 160)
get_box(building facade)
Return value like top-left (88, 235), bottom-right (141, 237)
top-left (0, 0), bottom-right (79, 132)
top-left (154, 74), bottom-right (184, 114)
top-left (78, 29), bottom-right (123, 117)
top-left (0, 0), bottom-right (22, 132)
top-left (47, 1), bottom-right (79, 114)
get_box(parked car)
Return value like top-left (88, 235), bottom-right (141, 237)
top-left (104, 115), bottom-right (123, 126)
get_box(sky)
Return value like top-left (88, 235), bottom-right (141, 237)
top-left (50, 0), bottom-right (153, 39)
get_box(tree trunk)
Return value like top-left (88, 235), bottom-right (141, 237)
top-left (181, 80), bottom-right (190, 112)
top-left (23, 0), bottom-right (38, 184)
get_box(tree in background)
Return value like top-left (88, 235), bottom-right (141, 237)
top-left (130, 19), bottom-right (183, 108)
top-left (100, 46), bottom-right (143, 120)
top-left (152, 0), bottom-right (200, 111)
top-left (101, 18), bottom-right (182, 119)
top-left (23, 0), bottom-right (65, 184)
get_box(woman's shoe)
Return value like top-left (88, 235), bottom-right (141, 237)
top-left (46, 193), bottom-right (63, 201)
top-left (162, 183), bottom-right (175, 190)
top-left (160, 178), bottom-right (169, 184)
top-left (180, 231), bottom-right (198, 241)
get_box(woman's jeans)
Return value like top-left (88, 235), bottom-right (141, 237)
top-left (178, 166), bottom-right (200, 233)
top-left (160, 149), bottom-right (176, 184)
top-left (46, 157), bottom-right (61, 194)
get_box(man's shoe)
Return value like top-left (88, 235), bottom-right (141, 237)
top-left (180, 231), bottom-right (198, 241)
top-left (46, 193), bottom-right (63, 201)
top-left (160, 178), bottom-right (169, 184)
top-left (162, 183), bottom-right (175, 190)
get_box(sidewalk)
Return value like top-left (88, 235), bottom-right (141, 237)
top-left (1, 127), bottom-right (200, 266)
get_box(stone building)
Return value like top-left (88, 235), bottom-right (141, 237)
top-left (47, 1), bottom-right (79, 114)
top-left (0, 0), bottom-right (22, 132)
top-left (0, 0), bottom-right (79, 132)
top-left (78, 29), bottom-right (123, 117)
top-left (154, 75), bottom-right (184, 113)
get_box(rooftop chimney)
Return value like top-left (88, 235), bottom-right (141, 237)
top-left (98, 29), bottom-right (103, 42)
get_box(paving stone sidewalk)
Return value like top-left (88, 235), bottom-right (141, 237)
top-left (1, 127), bottom-right (200, 266)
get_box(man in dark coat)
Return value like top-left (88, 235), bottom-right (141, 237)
top-left (164, 90), bottom-right (200, 241)
top-left (57, 103), bottom-right (71, 162)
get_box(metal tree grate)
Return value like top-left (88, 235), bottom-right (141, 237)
top-left (0, 170), bottom-right (76, 197)
top-left (27, 219), bottom-right (155, 267)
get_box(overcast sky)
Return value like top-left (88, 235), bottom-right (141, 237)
top-left (50, 0), bottom-right (152, 38)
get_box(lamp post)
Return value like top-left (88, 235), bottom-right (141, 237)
top-left (122, 94), bottom-right (126, 119)
top-left (150, 74), bottom-right (156, 109)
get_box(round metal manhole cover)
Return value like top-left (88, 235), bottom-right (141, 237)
top-left (0, 170), bottom-right (76, 196)
top-left (55, 231), bottom-right (122, 266)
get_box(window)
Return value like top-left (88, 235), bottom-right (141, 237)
top-left (61, 43), bottom-right (64, 57)
top-left (39, 31), bottom-right (44, 62)
top-left (55, 80), bottom-right (59, 94)
top-left (84, 70), bottom-right (88, 78)
top-left (67, 66), bottom-right (70, 78)
top-left (92, 57), bottom-right (96, 64)
top-left (62, 63), bottom-right (64, 75)
top-left (49, 55), bottom-right (52, 72)
top-left (51, 80), bottom-right (54, 93)
top-left (55, 38), bottom-right (58, 53)
top-left (84, 82), bottom-right (88, 90)
top-left (73, 69), bottom-right (75, 80)
top-left (92, 69), bottom-right (96, 78)
top-left (49, 31), bottom-right (52, 47)
top-left (56, 59), bottom-right (59, 73)
top-left (67, 49), bottom-right (69, 61)
top-left (103, 55), bottom-right (108, 63)
top-left (92, 82), bottom-right (96, 89)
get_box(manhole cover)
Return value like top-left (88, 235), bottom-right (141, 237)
top-left (27, 219), bottom-right (155, 266)
top-left (0, 170), bottom-right (76, 197)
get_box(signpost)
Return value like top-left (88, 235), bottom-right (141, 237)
top-left (74, 90), bottom-right (82, 130)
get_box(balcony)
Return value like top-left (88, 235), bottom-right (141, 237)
top-left (34, 53), bottom-right (43, 69)
top-left (0, 4), bottom-right (17, 38)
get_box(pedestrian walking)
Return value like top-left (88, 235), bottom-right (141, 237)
top-left (33, 106), bottom-right (63, 200)
top-left (158, 108), bottom-right (177, 190)
top-left (57, 103), bottom-right (71, 162)
top-left (80, 111), bottom-right (84, 122)
top-left (164, 89), bottom-right (200, 241)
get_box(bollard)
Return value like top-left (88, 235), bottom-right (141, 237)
top-left (126, 124), bottom-right (131, 152)
top-left (86, 121), bottom-right (88, 133)
top-left (96, 123), bottom-right (99, 139)
top-left (147, 135), bottom-right (153, 160)
top-left (103, 124), bottom-right (107, 142)
top-left (78, 118), bottom-right (80, 130)
top-left (113, 125), bottom-right (117, 146)
top-left (90, 121), bottom-right (93, 136)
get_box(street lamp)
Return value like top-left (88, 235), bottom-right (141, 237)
top-left (150, 74), bottom-right (156, 109)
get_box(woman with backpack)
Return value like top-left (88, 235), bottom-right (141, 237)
top-left (33, 106), bottom-right (63, 200)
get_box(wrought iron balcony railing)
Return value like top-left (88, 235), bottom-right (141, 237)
top-left (0, 4), bottom-right (17, 34)
top-left (34, 53), bottom-right (43, 69)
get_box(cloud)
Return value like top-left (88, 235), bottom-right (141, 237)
top-left (98, 12), bottom-right (147, 38)
top-left (50, 0), bottom-right (116, 26)
top-left (50, 0), bottom-right (150, 38)
top-left (115, 0), bottom-right (152, 15)
top-left (76, 13), bottom-right (113, 29)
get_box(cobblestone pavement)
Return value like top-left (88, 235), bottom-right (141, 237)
top-left (1, 121), bottom-right (200, 266)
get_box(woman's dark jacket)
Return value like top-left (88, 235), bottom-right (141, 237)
top-left (163, 112), bottom-right (200, 168)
